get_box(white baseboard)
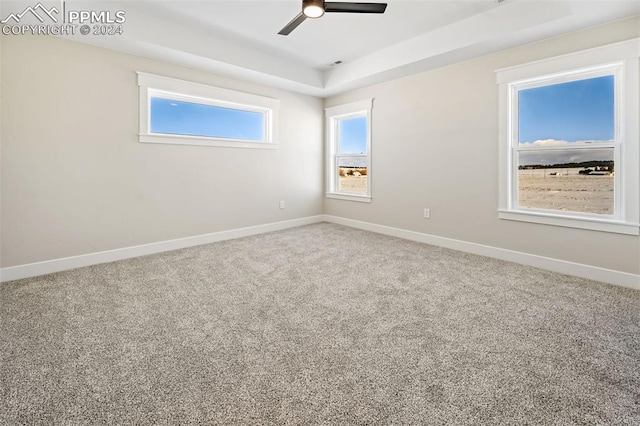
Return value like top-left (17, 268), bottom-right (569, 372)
top-left (0, 215), bottom-right (324, 283)
top-left (322, 215), bottom-right (640, 291)
top-left (4, 214), bottom-right (638, 290)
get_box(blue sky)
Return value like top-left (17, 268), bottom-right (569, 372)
top-left (338, 116), bottom-right (367, 154)
top-left (518, 75), bottom-right (614, 143)
top-left (151, 97), bottom-right (264, 141)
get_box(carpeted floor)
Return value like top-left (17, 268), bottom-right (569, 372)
top-left (1, 222), bottom-right (639, 425)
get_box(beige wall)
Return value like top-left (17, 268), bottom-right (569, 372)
top-left (2, 19), bottom-right (639, 276)
top-left (325, 17), bottom-right (640, 275)
top-left (1, 35), bottom-right (323, 267)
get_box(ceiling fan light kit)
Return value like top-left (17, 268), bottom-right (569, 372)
top-left (303, 0), bottom-right (325, 18)
top-left (279, 0), bottom-right (388, 36)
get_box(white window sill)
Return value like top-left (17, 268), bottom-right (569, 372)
top-left (139, 134), bottom-right (278, 150)
top-left (326, 192), bottom-right (372, 203)
top-left (498, 209), bottom-right (639, 235)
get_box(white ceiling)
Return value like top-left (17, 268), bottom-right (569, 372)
top-left (3, 0), bottom-right (639, 97)
top-left (147, 0), bottom-right (500, 70)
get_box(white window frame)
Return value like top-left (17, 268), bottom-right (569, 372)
top-left (325, 99), bottom-right (373, 203)
top-left (137, 72), bottom-right (279, 149)
top-left (496, 39), bottom-right (640, 235)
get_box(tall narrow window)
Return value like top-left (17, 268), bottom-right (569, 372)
top-left (325, 99), bottom-right (373, 202)
top-left (497, 39), bottom-right (639, 235)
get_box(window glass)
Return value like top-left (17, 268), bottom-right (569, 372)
top-left (150, 97), bottom-right (265, 141)
top-left (337, 157), bottom-right (368, 195)
top-left (338, 116), bottom-right (367, 154)
top-left (517, 148), bottom-right (614, 215)
top-left (514, 73), bottom-right (616, 216)
top-left (518, 75), bottom-right (614, 145)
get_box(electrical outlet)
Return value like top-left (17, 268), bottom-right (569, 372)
top-left (279, 200), bottom-right (285, 209)
top-left (423, 208), bottom-right (430, 219)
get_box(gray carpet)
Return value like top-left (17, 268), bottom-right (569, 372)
top-left (1, 223), bottom-right (639, 425)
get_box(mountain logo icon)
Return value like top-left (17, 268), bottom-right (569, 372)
top-left (1, 3), bottom-right (59, 24)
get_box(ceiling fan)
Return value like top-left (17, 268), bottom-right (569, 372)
top-left (278, 0), bottom-right (388, 36)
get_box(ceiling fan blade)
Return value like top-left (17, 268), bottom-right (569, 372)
top-left (278, 12), bottom-right (307, 35)
top-left (325, 2), bottom-right (387, 13)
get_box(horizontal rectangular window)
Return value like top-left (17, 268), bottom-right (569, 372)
top-left (138, 72), bottom-right (279, 149)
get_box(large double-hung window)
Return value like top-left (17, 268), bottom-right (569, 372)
top-left (497, 39), bottom-right (639, 235)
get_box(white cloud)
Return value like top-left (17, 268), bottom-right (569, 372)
top-left (526, 139), bottom-right (571, 147)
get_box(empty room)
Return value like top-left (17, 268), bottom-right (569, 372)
top-left (1, 0), bottom-right (639, 423)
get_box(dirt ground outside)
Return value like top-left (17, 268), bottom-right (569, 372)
top-left (518, 168), bottom-right (614, 215)
top-left (338, 176), bottom-right (367, 194)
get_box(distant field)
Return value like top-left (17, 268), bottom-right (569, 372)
top-left (518, 168), bottom-right (614, 215)
top-left (337, 167), bottom-right (613, 215)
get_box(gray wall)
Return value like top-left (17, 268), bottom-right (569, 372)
top-left (1, 35), bottom-right (323, 267)
top-left (324, 17), bottom-right (640, 275)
